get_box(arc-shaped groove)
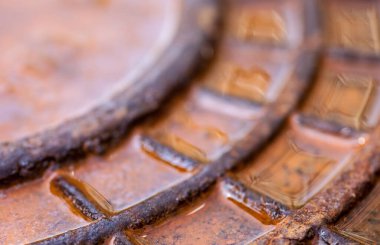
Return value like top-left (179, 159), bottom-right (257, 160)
top-left (33, 0), bottom-right (321, 243)
top-left (0, 0), bottom-right (220, 184)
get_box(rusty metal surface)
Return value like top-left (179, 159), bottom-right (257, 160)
top-left (1, 0), bottom-right (380, 244)
top-left (0, 0), bottom-right (219, 184)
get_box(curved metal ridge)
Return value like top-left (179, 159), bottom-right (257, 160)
top-left (33, 2), bottom-right (321, 243)
top-left (0, 0), bottom-right (220, 184)
top-left (33, 60), bottom-right (318, 244)
top-left (6, 0), bottom-right (380, 244)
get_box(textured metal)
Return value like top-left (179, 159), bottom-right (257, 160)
top-left (1, 0), bottom-right (380, 244)
top-left (0, 0), bottom-right (218, 184)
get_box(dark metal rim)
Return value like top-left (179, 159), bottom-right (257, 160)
top-left (10, 1), bottom-right (378, 244)
top-left (27, 1), bottom-right (380, 243)
top-left (0, 0), bottom-right (220, 184)
top-left (32, 40), bottom-right (320, 244)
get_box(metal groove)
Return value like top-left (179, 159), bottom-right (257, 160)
top-left (50, 175), bottom-right (112, 221)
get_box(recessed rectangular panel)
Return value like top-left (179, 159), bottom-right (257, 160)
top-left (202, 52), bottom-right (292, 105)
top-left (235, 9), bottom-right (287, 44)
top-left (227, 0), bottom-right (303, 46)
top-left (132, 184), bottom-right (274, 245)
top-left (334, 181), bottom-right (380, 244)
top-left (324, 1), bottom-right (380, 55)
top-left (205, 63), bottom-right (271, 104)
top-left (306, 73), bottom-right (375, 129)
top-left (302, 59), bottom-right (380, 131)
top-left (237, 126), bottom-right (353, 208)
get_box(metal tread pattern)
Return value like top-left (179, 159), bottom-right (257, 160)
top-left (1, 0), bottom-right (380, 244)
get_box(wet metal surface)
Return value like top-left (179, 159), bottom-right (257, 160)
top-left (302, 57), bottom-right (380, 131)
top-left (65, 133), bottom-right (190, 211)
top-left (133, 183), bottom-right (275, 245)
top-left (0, 174), bottom-right (88, 244)
top-left (236, 118), bottom-right (358, 208)
top-left (1, 0), bottom-right (380, 244)
top-left (322, 0), bottom-right (380, 56)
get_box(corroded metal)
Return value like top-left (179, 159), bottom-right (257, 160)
top-left (0, 0), bottom-right (219, 184)
top-left (30, 0), bottom-right (320, 243)
top-left (1, 0), bottom-right (380, 244)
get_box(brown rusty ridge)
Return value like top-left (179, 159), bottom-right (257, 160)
top-left (318, 226), bottom-right (362, 245)
top-left (110, 232), bottom-right (136, 245)
top-left (33, 24), bottom-right (321, 245)
top-left (35, 1), bottom-right (380, 243)
top-left (222, 176), bottom-right (291, 223)
top-left (33, 56), bottom-right (318, 243)
top-left (0, 0), bottom-right (220, 185)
